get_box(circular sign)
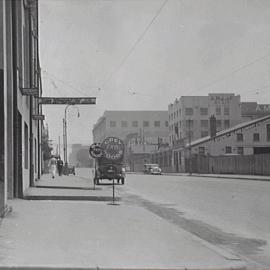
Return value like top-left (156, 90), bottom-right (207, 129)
top-left (101, 137), bottom-right (124, 162)
top-left (89, 143), bottom-right (103, 158)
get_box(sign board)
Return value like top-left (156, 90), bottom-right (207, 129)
top-left (89, 143), bottom-right (103, 158)
top-left (38, 97), bottom-right (96, 105)
top-left (32, 114), bottom-right (45, 120)
top-left (21, 88), bottom-right (39, 96)
top-left (101, 137), bottom-right (124, 162)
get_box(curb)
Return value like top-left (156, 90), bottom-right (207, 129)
top-left (0, 267), bottom-right (246, 270)
top-left (127, 172), bottom-right (270, 182)
top-left (23, 195), bottom-right (120, 202)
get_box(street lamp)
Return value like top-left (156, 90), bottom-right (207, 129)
top-left (63, 104), bottom-right (80, 175)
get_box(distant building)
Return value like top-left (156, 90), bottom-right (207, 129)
top-left (241, 102), bottom-right (270, 121)
top-left (69, 144), bottom-right (93, 167)
top-left (152, 114), bottom-right (270, 173)
top-left (168, 93), bottom-right (242, 146)
top-left (92, 111), bottom-right (169, 171)
top-left (93, 110), bottom-right (169, 145)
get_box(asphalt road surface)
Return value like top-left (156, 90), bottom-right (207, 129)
top-left (79, 169), bottom-right (270, 269)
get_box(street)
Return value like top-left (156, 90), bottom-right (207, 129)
top-left (81, 169), bottom-right (270, 268)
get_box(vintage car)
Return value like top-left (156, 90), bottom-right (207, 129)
top-left (92, 137), bottom-right (126, 185)
top-left (143, 164), bottom-right (162, 175)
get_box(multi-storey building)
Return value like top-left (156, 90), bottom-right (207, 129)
top-left (168, 93), bottom-right (242, 146)
top-left (93, 110), bottom-right (169, 146)
top-left (1, 0), bottom-right (41, 216)
top-left (241, 102), bottom-right (270, 121)
top-left (92, 111), bottom-right (169, 171)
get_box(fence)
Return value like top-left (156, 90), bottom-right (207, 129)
top-left (190, 154), bottom-right (270, 175)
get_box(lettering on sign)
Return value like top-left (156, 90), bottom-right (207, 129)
top-left (256, 104), bottom-right (270, 112)
top-left (101, 137), bottom-right (124, 162)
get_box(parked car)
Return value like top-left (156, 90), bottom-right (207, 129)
top-left (143, 164), bottom-right (162, 175)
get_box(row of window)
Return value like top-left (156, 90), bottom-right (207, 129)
top-left (169, 106), bottom-right (230, 120)
top-left (169, 119), bottom-right (230, 131)
top-left (236, 132), bottom-right (266, 142)
top-left (109, 120), bottom-right (169, 128)
top-left (198, 146), bottom-right (244, 155)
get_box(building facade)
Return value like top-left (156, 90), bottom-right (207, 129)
top-left (152, 114), bottom-right (270, 173)
top-left (93, 110), bottom-right (169, 145)
top-left (168, 93), bottom-right (242, 146)
top-left (0, 0), bottom-right (42, 216)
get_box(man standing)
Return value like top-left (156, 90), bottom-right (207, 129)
top-left (57, 157), bottom-right (64, 176)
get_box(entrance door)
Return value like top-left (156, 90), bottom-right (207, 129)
top-left (174, 151), bottom-right (179, 172)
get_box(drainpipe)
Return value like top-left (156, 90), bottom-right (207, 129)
top-left (28, 6), bottom-right (34, 186)
top-left (11, 0), bottom-right (19, 197)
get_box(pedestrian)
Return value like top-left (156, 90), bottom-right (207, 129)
top-left (57, 157), bottom-right (64, 176)
top-left (48, 155), bottom-right (57, 179)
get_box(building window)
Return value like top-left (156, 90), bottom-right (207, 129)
top-left (224, 107), bottom-right (230, 115)
top-left (24, 122), bottom-right (28, 169)
top-left (224, 120), bottom-right (230, 129)
top-left (200, 120), bottom-right (208, 128)
top-left (216, 107), bottom-right (221, 115)
top-left (132, 121), bottom-right (138, 127)
top-left (143, 121), bottom-right (149, 127)
top-left (110, 121), bottom-right (116, 127)
top-left (201, 131), bottom-right (208, 138)
top-left (121, 121), bottom-right (128, 127)
top-left (236, 133), bottom-right (243, 142)
top-left (237, 147), bottom-right (244, 155)
top-left (199, 147), bottom-right (205, 155)
top-left (267, 124), bottom-right (270, 141)
top-left (200, 108), bottom-right (208, 115)
top-left (179, 121), bottom-right (181, 128)
top-left (154, 121), bottom-right (160, 127)
top-left (165, 121), bottom-right (168, 127)
top-left (185, 108), bottom-right (193, 115)
top-left (225, 146), bottom-right (232, 154)
top-left (186, 130), bottom-right (193, 139)
top-left (186, 119), bottom-right (193, 128)
top-left (179, 109), bottom-right (181, 116)
top-left (216, 120), bottom-right (222, 128)
top-left (253, 133), bottom-right (260, 142)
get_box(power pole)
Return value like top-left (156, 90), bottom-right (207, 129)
top-left (188, 119), bottom-right (192, 175)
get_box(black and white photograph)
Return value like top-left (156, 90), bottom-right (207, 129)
top-left (1, 0), bottom-right (270, 269)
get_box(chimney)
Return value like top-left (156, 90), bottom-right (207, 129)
top-left (209, 115), bottom-right (217, 137)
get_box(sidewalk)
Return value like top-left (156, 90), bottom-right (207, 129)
top-left (0, 173), bottom-right (246, 269)
top-left (24, 172), bottom-right (117, 201)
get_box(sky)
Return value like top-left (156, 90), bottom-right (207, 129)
top-left (39, 0), bottom-right (270, 152)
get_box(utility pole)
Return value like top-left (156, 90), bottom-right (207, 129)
top-left (188, 119), bottom-right (192, 175)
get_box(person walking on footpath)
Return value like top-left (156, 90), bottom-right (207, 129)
top-left (57, 157), bottom-right (64, 176)
top-left (48, 155), bottom-right (57, 179)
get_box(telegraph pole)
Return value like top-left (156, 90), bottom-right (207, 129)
top-left (188, 119), bottom-right (192, 175)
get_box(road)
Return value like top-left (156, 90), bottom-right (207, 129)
top-left (80, 169), bottom-right (270, 268)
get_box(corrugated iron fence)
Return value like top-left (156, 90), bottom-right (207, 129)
top-left (189, 154), bottom-right (270, 175)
